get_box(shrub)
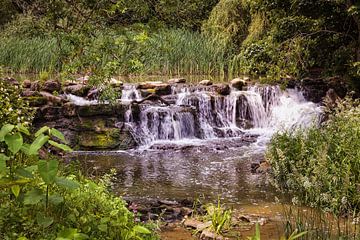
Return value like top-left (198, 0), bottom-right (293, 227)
top-left (267, 97), bottom-right (360, 215)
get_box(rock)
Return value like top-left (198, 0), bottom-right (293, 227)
top-left (110, 78), bottom-right (123, 88)
top-left (21, 90), bottom-right (40, 97)
top-left (64, 84), bottom-right (91, 97)
top-left (183, 219), bottom-right (204, 229)
top-left (140, 89), bottom-right (155, 98)
top-left (39, 91), bottom-right (66, 105)
top-left (200, 230), bottom-right (227, 240)
top-left (78, 128), bottom-right (121, 150)
top-left (62, 102), bottom-right (77, 117)
top-left (76, 75), bottom-right (89, 84)
top-left (3, 77), bottom-right (19, 86)
top-left (255, 161), bottom-right (271, 174)
top-left (42, 80), bottom-right (61, 93)
top-left (213, 84), bottom-right (230, 95)
top-left (230, 78), bottom-right (247, 90)
top-left (87, 88), bottom-right (99, 100)
top-left (25, 96), bottom-right (48, 107)
top-left (138, 81), bottom-right (164, 89)
top-left (155, 84), bottom-right (172, 96)
top-left (22, 79), bottom-right (32, 88)
top-left (168, 78), bottom-right (186, 84)
top-left (30, 81), bottom-right (41, 91)
top-left (199, 80), bottom-right (213, 86)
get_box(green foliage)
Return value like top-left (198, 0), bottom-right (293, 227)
top-left (267, 97), bottom-right (360, 215)
top-left (203, 199), bottom-right (232, 234)
top-left (0, 124), bottom-right (157, 239)
top-left (0, 80), bottom-right (33, 126)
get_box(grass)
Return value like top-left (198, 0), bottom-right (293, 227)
top-left (0, 29), bottom-right (244, 78)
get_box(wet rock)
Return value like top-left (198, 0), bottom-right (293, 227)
top-left (76, 104), bottom-right (127, 117)
top-left (140, 89), bottom-right (155, 98)
top-left (25, 96), bottom-right (48, 107)
top-left (255, 162), bottom-right (271, 174)
top-left (30, 81), bottom-right (41, 91)
top-left (168, 78), bottom-right (186, 84)
top-left (42, 80), bottom-right (61, 93)
top-left (39, 91), bottom-right (67, 105)
top-left (138, 81), bottom-right (164, 89)
top-left (155, 84), bottom-right (172, 96)
top-left (230, 77), bottom-right (247, 90)
top-left (22, 79), bottom-right (32, 88)
top-left (62, 102), bottom-right (77, 117)
top-left (64, 84), bottom-right (91, 97)
top-left (199, 80), bottom-right (213, 86)
top-left (87, 88), bottom-right (99, 100)
top-left (78, 128), bottom-right (121, 150)
top-left (213, 84), bottom-right (230, 95)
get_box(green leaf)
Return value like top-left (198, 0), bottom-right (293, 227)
top-left (48, 140), bottom-right (73, 152)
top-left (0, 178), bottom-right (31, 188)
top-left (20, 143), bottom-right (31, 155)
top-left (16, 124), bottom-right (30, 136)
top-left (5, 133), bottom-right (23, 154)
top-left (55, 176), bottom-right (80, 190)
top-left (38, 160), bottom-right (59, 184)
top-left (17, 237), bottom-right (29, 240)
top-left (0, 154), bottom-right (9, 175)
top-left (29, 134), bottom-right (50, 155)
top-left (15, 168), bottom-right (34, 178)
top-left (49, 194), bottom-right (64, 205)
top-left (98, 224), bottom-right (108, 232)
top-left (133, 225), bottom-right (151, 234)
top-left (36, 213), bottom-right (53, 228)
top-left (50, 128), bottom-right (67, 143)
top-left (0, 124), bottom-right (14, 142)
top-left (11, 185), bottom-right (20, 198)
top-left (24, 188), bottom-right (44, 205)
top-left (35, 126), bottom-right (50, 137)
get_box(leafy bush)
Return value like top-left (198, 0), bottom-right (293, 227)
top-left (0, 80), bottom-right (33, 126)
top-left (0, 124), bottom-right (157, 240)
top-left (267, 98), bottom-right (360, 215)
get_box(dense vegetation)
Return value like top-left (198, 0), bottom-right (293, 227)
top-left (0, 74), bottom-right (157, 239)
top-left (267, 97), bottom-right (360, 216)
top-left (0, 0), bottom-right (359, 86)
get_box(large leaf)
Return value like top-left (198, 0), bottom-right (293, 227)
top-left (35, 126), bottom-right (49, 137)
top-left (20, 143), bottom-right (31, 155)
top-left (36, 213), bottom-right (53, 228)
top-left (48, 140), bottom-right (72, 152)
top-left (48, 194), bottom-right (64, 205)
top-left (0, 154), bottom-right (9, 175)
top-left (11, 185), bottom-right (20, 198)
top-left (133, 225), bottom-right (151, 234)
top-left (55, 176), bottom-right (80, 190)
top-left (16, 124), bottom-right (30, 136)
top-left (50, 128), bottom-right (67, 143)
top-left (15, 168), bottom-right (34, 179)
top-left (5, 133), bottom-right (23, 154)
top-left (0, 124), bottom-right (14, 142)
top-left (0, 178), bottom-right (31, 188)
top-left (29, 134), bottom-right (50, 155)
top-left (24, 188), bottom-right (44, 205)
top-left (38, 160), bottom-right (59, 184)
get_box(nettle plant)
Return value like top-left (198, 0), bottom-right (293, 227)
top-left (0, 124), bottom-right (75, 226)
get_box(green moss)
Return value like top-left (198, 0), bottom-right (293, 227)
top-left (78, 128), bottom-right (121, 150)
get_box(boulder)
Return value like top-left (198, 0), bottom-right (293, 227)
top-left (155, 84), bottom-right (172, 96)
top-left (30, 81), bottom-right (41, 91)
top-left (138, 81), bottom-right (164, 89)
top-left (213, 84), bottom-right (230, 95)
top-left (3, 77), bottom-right (19, 86)
top-left (42, 80), bottom-right (61, 93)
top-left (22, 79), bottom-right (32, 88)
top-left (22, 89), bottom-right (40, 97)
top-left (39, 91), bottom-right (67, 105)
top-left (87, 88), bottom-right (99, 100)
top-left (199, 80), bottom-right (213, 86)
top-left (168, 78), bottom-right (186, 84)
top-left (230, 77), bottom-right (247, 90)
top-left (110, 78), bottom-right (123, 88)
top-left (64, 84), bottom-right (91, 97)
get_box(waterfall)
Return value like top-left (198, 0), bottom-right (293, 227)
top-left (118, 84), bottom-right (321, 146)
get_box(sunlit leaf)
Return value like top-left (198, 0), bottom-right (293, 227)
top-left (16, 124), bottom-right (30, 136)
top-left (0, 124), bottom-right (14, 142)
top-left (48, 140), bottom-right (72, 152)
top-left (133, 225), bottom-right (151, 234)
top-left (11, 185), bottom-right (20, 198)
top-left (5, 133), bottom-right (23, 154)
top-left (38, 160), bottom-right (59, 184)
top-left (35, 126), bottom-right (49, 137)
top-left (29, 134), bottom-right (49, 155)
top-left (50, 128), bottom-right (67, 143)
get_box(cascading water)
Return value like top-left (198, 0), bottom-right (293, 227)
top-left (120, 84), bottom-right (321, 147)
